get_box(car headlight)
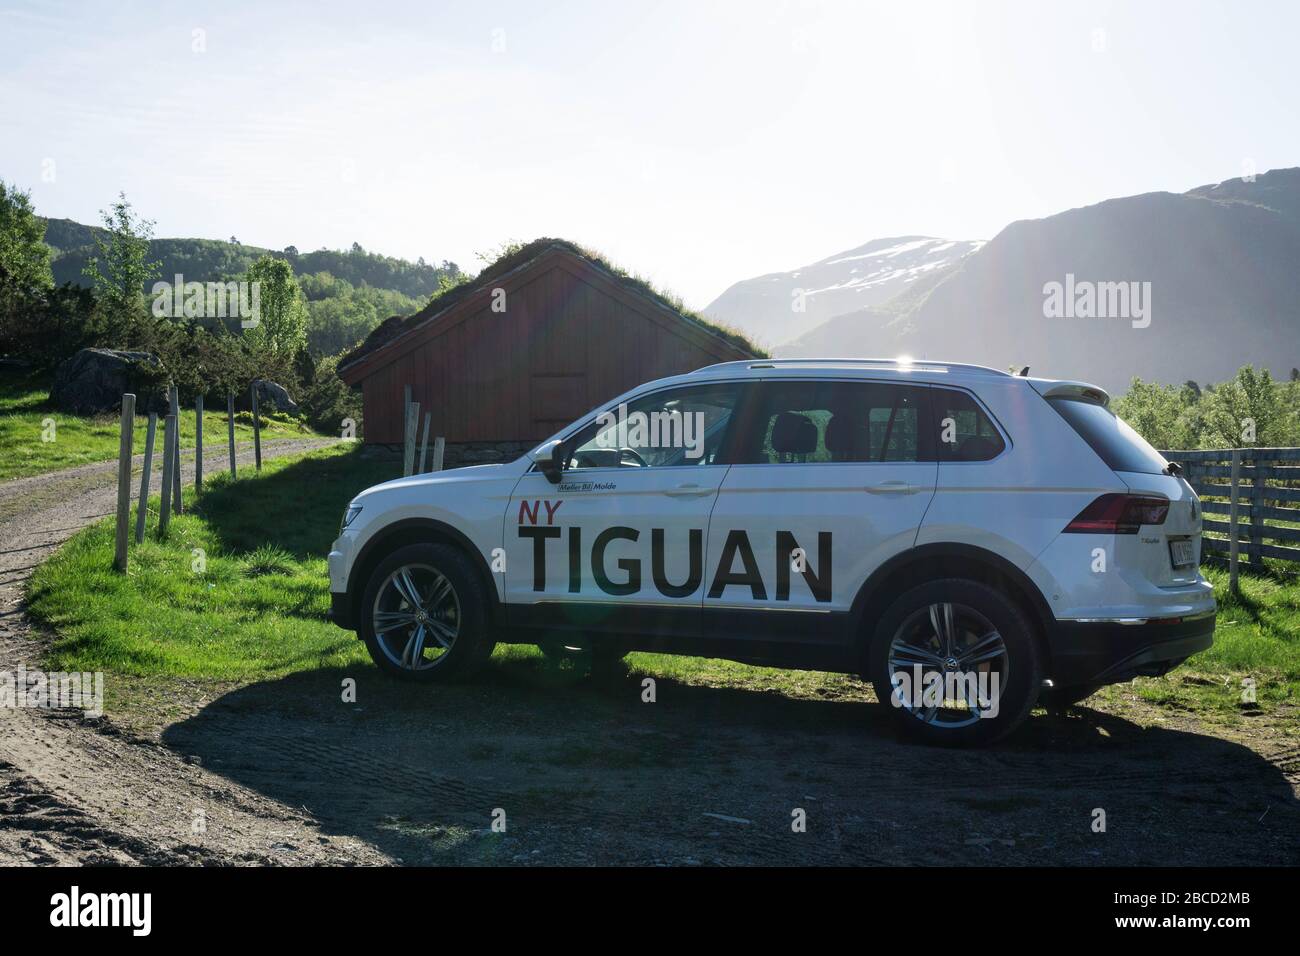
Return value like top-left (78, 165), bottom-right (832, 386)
top-left (340, 504), bottom-right (362, 532)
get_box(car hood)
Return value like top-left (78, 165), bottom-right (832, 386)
top-left (353, 460), bottom-right (529, 502)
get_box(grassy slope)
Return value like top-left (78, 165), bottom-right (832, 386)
top-left (28, 445), bottom-right (384, 678)
top-left (0, 367), bottom-right (323, 481)
top-left (26, 442), bottom-right (1299, 726)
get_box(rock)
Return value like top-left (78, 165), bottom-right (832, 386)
top-left (239, 379), bottom-right (300, 415)
top-left (49, 348), bottom-right (168, 415)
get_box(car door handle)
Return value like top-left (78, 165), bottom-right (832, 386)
top-left (663, 483), bottom-right (715, 498)
top-left (865, 480), bottom-right (917, 495)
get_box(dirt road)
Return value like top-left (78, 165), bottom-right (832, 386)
top-left (0, 438), bottom-right (386, 864)
top-left (1, 445), bottom-right (1297, 866)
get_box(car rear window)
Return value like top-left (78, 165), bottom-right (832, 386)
top-left (1047, 397), bottom-right (1169, 475)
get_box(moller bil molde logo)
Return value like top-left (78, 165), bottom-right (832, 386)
top-left (515, 498), bottom-right (834, 601)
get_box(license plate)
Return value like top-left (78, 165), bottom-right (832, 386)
top-left (1170, 539), bottom-right (1196, 568)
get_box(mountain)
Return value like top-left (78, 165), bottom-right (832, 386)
top-left (777, 168), bottom-right (1300, 393)
top-left (703, 236), bottom-right (984, 350)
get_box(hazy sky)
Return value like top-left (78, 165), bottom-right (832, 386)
top-left (2, 0), bottom-right (1297, 307)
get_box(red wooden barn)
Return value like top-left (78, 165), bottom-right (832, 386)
top-left (337, 238), bottom-right (762, 464)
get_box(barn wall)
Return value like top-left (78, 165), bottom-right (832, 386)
top-left (356, 255), bottom-right (753, 445)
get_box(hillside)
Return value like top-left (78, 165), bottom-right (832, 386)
top-left (703, 236), bottom-right (984, 350)
top-left (40, 218), bottom-right (462, 356)
top-left (777, 168), bottom-right (1300, 392)
top-left (43, 218), bottom-right (461, 300)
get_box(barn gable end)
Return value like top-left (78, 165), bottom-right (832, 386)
top-left (338, 241), bottom-right (761, 451)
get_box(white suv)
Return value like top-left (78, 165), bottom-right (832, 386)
top-left (328, 358), bottom-right (1215, 745)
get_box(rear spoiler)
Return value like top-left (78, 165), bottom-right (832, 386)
top-left (1029, 380), bottom-right (1111, 407)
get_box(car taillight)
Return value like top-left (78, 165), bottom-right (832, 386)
top-left (1064, 494), bottom-right (1169, 534)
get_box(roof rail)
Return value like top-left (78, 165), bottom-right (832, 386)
top-left (698, 357), bottom-right (1013, 377)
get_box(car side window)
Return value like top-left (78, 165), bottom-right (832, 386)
top-left (564, 383), bottom-right (742, 470)
top-left (729, 381), bottom-right (930, 464)
top-left (932, 387), bottom-right (1006, 461)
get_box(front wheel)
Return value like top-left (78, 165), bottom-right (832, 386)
top-left (868, 578), bottom-right (1041, 746)
top-left (359, 543), bottom-right (495, 681)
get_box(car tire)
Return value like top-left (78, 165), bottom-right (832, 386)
top-left (868, 578), bottom-right (1041, 747)
top-left (359, 543), bottom-right (495, 682)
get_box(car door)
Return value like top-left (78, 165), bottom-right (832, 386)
top-left (504, 380), bottom-right (745, 637)
top-left (702, 378), bottom-right (937, 638)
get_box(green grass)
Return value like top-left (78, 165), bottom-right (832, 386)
top-left (0, 366), bottom-right (323, 481)
top-left (27, 444), bottom-right (390, 679)
top-left (24, 442), bottom-right (1300, 726)
top-left (1123, 563), bottom-right (1300, 719)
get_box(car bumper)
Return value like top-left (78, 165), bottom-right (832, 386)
top-left (1047, 609), bottom-right (1215, 688)
top-left (330, 591), bottom-right (355, 631)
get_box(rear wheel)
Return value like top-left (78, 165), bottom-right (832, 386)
top-left (360, 543), bottom-right (495, 681)
top-left (869, 578), bottom-right (1041, 746)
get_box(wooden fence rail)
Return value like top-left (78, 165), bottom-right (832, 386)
top-left (1160, 447), bottom-right (1300, 586)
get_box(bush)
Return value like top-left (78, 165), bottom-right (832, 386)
top-left (298, 352), bottom-right (361, 438)
top-left (1115, 366), bottom-right (1300, 449)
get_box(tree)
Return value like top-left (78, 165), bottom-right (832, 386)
top-left (243, 255), bottom-right (308, 356)
top-left (0, 180), bottom-right (53, 296)
top-left (1198, 366), bottom-right (1288, 447)
top-left (82, 193), bottom-right (160, 346)
top-left (0, 180), bottom-right (55, 350)
top-left (1111, 378), bottom-right (1202, 450)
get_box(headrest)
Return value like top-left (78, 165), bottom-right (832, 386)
top-left (771, 411), bottom-right (817, 456)
top-left (825, 414), bottom-right (871, 460)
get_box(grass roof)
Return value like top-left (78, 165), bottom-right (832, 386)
top-left (339, 237), bottom-right (766, 371)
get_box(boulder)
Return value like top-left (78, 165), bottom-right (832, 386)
top-left (241, 379), bottom-right (300, 415)
top-left (49, 349), bottom-right (168, 415)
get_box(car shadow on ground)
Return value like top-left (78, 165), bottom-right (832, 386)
top-left (162, 656), bottom-right (1300, 866)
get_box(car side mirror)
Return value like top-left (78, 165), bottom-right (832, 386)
top-left (531, 438), bottom-right (565, 484)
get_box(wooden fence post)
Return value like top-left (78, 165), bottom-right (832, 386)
top-left (418, 412), bottom-right (431, 473)
top-left (227, 392), bottom-right (237, 478)
top-left (1228, 449), bottom-right (1241, 592)
top-left (1248, 452), bottom-right (1265, 571)
top-left (250, 382), bottom-right (262, 472)
top-left (402, 384), bottom-right (412, 473)
top-left (135, 412), bottom-right (157, 544)
top-left (169, 386), bottom-right (183, 515)
top-left (195, 394), bottom-right (204, 491)
top-left (403, 401), bottom-right (420, 476)
top-left (158, 413), bottom-right (176, 537)
top-left (432, 436), bottom-right (445, 473)
top-left (113, 394), bottom-right (135, 572)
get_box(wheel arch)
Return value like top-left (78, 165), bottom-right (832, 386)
top-left (344, 518), bottom-right (501, 628)
top-left (850, 543), bottom-right (1056, 667)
